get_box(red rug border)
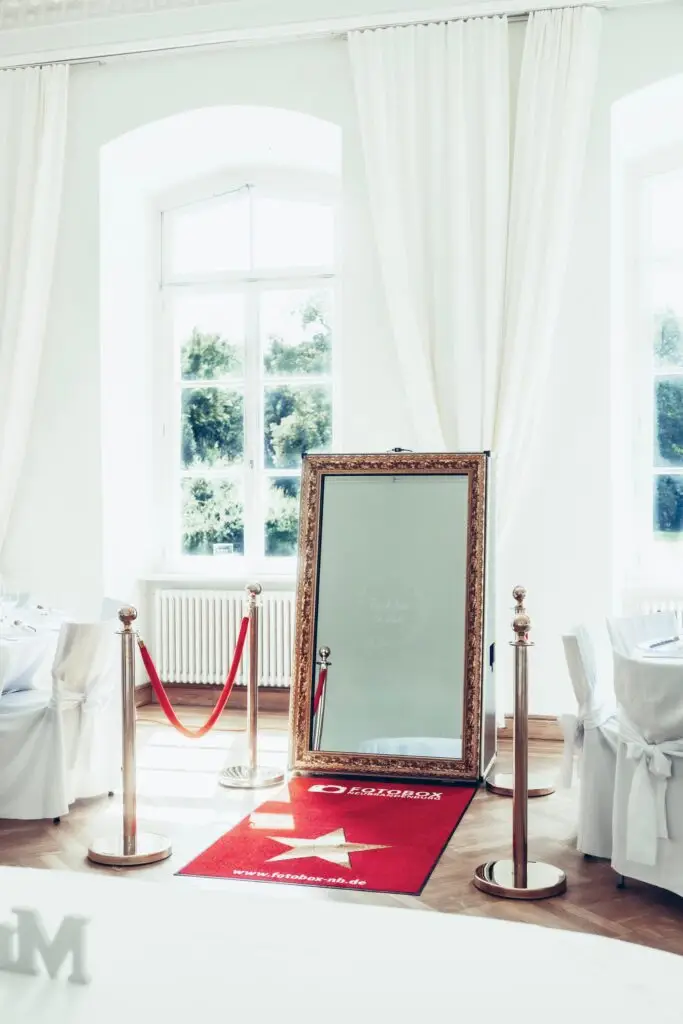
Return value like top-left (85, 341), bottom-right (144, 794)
top-left (174, 780), bottom-right (479, 896)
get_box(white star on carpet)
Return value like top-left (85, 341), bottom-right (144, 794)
top-left (265, 827), bottom-right (390, 867)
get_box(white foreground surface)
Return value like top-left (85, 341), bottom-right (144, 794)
top-left (0, 866), bottom-right (680, 1021)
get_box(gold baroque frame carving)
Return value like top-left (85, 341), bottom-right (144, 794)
top-left (289, 451), bottom-right (488, 782)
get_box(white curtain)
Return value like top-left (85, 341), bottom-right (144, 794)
top-left (349, 8), bottom-right (602, 719)
top-left (348, 18), bottom-right (510, 453)
top-left (0, 65), bottom-right (69, 559)
top-left (494, 6), bottom-right (603, 542)
top-left (493, 6), bottom-right (602, 715)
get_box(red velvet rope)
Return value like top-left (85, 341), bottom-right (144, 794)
top-left (137, 615), bottom-right (250, 738)
top-left (313, 666), bottom-right (328, 715)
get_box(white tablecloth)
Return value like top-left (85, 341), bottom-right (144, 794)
top-left (618, 646), bottom-right (683, 744)
top-left (0, 613), bottom-right (63, 697)
top-left (0, 866), bottom-right (681, 1022)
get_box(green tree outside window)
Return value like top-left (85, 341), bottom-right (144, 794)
top-left (179, 290), bottom-right (332, 556)
top-left (181, 388), bottom-right (244, 468)
top-left (655, 378), bottom-right (683, 466)
top-left (654, 310), bottom-right (683, 368)
top-left (182, 478), bottom-right (245, 554)
top-left (181, 327), bottom-right (243, 380)
top-left (655, 475), bottom-right (683, 533)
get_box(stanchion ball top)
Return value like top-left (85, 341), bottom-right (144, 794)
top-left (246, 582), bottom-right (262, 596)
top-left (512, 611), bottom-right (531, 637)
top-left (512, 585), bottom-right (526, 603)
top-left (319, 646), bottom-right (331, 660)
top-left (118, 606), bottom-right (138, 627)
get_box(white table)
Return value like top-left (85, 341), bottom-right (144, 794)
top-left (0, 866), bottom-right (681, 1022)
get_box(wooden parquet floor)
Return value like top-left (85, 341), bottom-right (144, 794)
top-left (1, 707), bottom-right (682, 956)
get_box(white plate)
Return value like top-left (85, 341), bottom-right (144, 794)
top-left (637, 639), bottom-right (683, 658)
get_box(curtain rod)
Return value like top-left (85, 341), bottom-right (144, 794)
top-left (0, 1), bottom-right (620, 71)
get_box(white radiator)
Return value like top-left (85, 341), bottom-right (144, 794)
top-left (153, 589), bottom-right (295, 687)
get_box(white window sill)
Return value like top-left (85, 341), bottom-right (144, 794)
top-left (140, 572), bottom-right (296, 589)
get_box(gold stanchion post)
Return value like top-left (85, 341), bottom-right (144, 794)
top-left (485, 585), bottom-right (556, 799)
top-left (473, 589), bottom-right (566, 899)
top-left (312, 646), bottom-right (330, 750)
top-left (219, 583), bottom-right (285, 790)
top-left (88, 607), bottom-right (172, 867)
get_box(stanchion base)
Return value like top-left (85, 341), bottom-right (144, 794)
top-left (473, 859), bottom-right (566, 900)
top-left (87, 832), bottom-right (172, 867)
top-left (485, 772), bottom-right (555, 797)
top-left (219, 765), bottom-right (285, 789)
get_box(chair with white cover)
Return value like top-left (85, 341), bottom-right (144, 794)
top-left (0, 621), bottom-right (119, 820)
top-left (560, 625), bottom-right (619, 858)
top-left (611, 650), bottom-right (683, 897)
top-left (606, 611), bottom-right (679, 657)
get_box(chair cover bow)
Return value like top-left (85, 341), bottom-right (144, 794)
top-left (626, 740), bottom-right (672, 778)
top-left (620, 717), bottom-right (683, 866)
top-left (51, 688), bottom-right (87, 710)
top-left (559, 702), bottom-right (616, 788)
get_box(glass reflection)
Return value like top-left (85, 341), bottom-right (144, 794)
top-left (311, 474), bottom-right (469, 758)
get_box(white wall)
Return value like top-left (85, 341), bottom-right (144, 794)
top-left (99, 151), bottom-right (156, 617)
top-left (5, 5), bottom-right (683, 708)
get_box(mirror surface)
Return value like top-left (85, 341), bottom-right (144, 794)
top-left (312, 473), bottom-right (469, 759)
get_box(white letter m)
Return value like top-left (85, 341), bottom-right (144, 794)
top-left (1, 907), bottom-right (90, 985)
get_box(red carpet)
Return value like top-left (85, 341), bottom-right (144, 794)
top-left (178, 776), bottom-right (476, 895)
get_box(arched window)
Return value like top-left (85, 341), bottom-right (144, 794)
top-left (100, 106), bottom-right (340, 598)
top-left (613, 76), bottom-right (683, 602)
top-left (159, 172), bottom-right (338, 569)
top-left (644, 169), bottom-right (683, 536)
top-left (147, 108), bottom-right (342, 574)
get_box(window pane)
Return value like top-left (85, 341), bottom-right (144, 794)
top-left (654, 377), bottom-right (683, 467)
top-left (181, 477), bottom-right (244, 555)
top-left (264, 386), bottom-right (332, 469)
top-left (653, 309), bottom-right (683, 370)
top-left (262, 288), bottom-right (332, 376)
top-left (654, 474), bottom-right (683, 533)
top-left (253, 198), bottom-right (333, 269)
top-left (165, 193), bottom-right (250, 276)
top-left (175, 294), bottom-right (245, 380)
top-left (181, 387), bottom-right (244, 469)
top-left (265, 476), bottom-right (301, 556)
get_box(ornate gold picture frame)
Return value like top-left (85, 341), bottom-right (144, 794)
top-left (289, 451), bottom-right (491, 782)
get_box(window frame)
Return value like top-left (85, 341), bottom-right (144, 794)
top-left (154, 167), bottom-right (341, 579)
